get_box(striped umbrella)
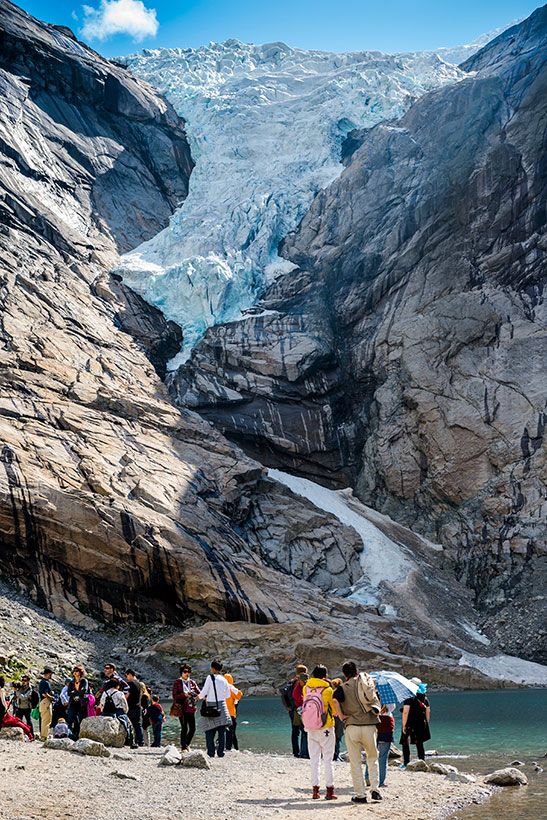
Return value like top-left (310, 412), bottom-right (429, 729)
top-left (370, 671), bottom-right (419, 704)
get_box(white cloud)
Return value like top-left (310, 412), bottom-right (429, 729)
top-left (80, 0), bottom-right (159, 42)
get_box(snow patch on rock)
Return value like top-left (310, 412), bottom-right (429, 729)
top-left (268, 468), bottom-right (412, 604)
top-left (458, 651), bottom-right (547, 685)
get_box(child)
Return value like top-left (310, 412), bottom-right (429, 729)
top-left (53, 717), bottom-right (72, 738)
top-left (365, 703), bottom-right (395, 787)
top-left (147, 695), bottom-right (165, 747)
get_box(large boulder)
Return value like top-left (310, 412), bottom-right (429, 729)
top-left (484, 767), bottom-right (528, 786)
top-left (79, 717), bottom-right (126, 748)
top-left (0, 727), bottom-right (25, 741)
top-left (72, 738), bottom-right (111, 758)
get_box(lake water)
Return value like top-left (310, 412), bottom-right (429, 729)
top-left (164, 689), bottom-right (546, 819)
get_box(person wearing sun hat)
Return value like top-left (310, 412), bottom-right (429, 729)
top-left (399, 677), bottom-right (431, 767)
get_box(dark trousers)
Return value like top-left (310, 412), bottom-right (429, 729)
top-left (402, 735), bottom-right (425, 764)
top-left (179, 713), bottom-right (196, 749)
top-left (128, 705), bottom-right (144, 746)
top-left (205, 726), bottom-right (226, 758)
top-left (66, 704), bottom-right (84, 740)
top-left (225, 717), bottom-right (238, 751)
top-left (16, 708), bottom-right (33, 736)
top-left (151, 719), bottom-right (162, 747)
top-left (291, 718), bottom-right (309, 758)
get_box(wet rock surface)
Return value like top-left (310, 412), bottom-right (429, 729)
top-left (172, 9), bottom-right (547, 661)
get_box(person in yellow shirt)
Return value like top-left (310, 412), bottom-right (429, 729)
top-left (302, 665), bottom-right (338, 800)
top-left (224, 673), bottom-right (243, 751)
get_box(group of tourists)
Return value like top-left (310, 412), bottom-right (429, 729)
top-left (281, 661), bottom-right (431, 803)
top-left (0, 659), bottom-right (243, 760)
top-left (0, 663), bottom-right (164, 747)
top-left (1, 655), bottom-right (430, 805)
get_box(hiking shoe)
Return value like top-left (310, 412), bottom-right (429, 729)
top-left (399, 763), bottom-right (407, 769)
top-left (351, 796), bottom-right (368, 804)
top-left (325, 786), bottom-right (337, 800)
top-left (312, 786), bottom-right (320, 800)
top-left (371, 790), bottom-right (383, 802)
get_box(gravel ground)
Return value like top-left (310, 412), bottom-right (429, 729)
top-left (0, 741), bottom-right (493, 820)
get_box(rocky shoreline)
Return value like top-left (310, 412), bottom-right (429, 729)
top-left (0, 741), bottom-right (494, 820)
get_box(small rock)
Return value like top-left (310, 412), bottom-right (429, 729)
top-left (425, 749), bottom-right (439, 756)
top-left (15, 765), bottom-right (25, 770)
top-left (43, 738), bottom-right (76, 752)
top-left (0, 728), bottom-right (25, 742)
top-left (388, 744), bottom-right (402, 759)
top-left (484, 767), bottom-right (528, 786)
top-left (110, 770), bottom-right (140, 781)
top-left (406, 759), bottom-right (429, 772)
top-left (20, 616), bottom-right (32, 626)
top-left (509, 760), bottom-right (524, 766)
top-left (429, 762), bottom-right (458, 775)
top-left (72, 739), bottom-right (111, 758)
top-left (158, 744), bottom-right (182, 766)
top-left (180, 750), bottom-right (211, 770)
top-left (447, 772), bottom-right (477, 784)
top-left (534, 765), bottom-right (543, 772)
top-left (113, 752), bottom-right (133, 761)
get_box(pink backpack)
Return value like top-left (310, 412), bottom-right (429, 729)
top-left (301, 686), bottom-right (327, 731)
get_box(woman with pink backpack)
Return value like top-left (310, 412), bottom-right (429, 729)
top-left (301, 664), bottom-right (338, 801)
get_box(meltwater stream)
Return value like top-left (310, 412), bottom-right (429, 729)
top-left (163, 689), bottom-right (546, 819)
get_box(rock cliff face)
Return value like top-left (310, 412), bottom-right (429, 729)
top-left (171, 10), bottom-right (547, 660)
top-left (0, 0), bottom-right (364, 630)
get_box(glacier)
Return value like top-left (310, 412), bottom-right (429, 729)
top-left (116, 42), bottom-right (466, 361)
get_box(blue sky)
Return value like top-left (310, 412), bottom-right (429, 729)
top-left (18, 0), bottom-right (540, 57)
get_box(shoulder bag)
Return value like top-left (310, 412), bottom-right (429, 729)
top-left (200, 674), bottom-right (221, 718)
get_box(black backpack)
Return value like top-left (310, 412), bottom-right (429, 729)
top-left (30, 688), bottom-right (39, 709)
top-left (102, 692), bottom-right (117, 717)
top-left (280, 680), bottom-right (295, 711)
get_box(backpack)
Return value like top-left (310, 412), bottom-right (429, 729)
top-left (102, 692), bottom-right (116, 717)
top-left (139, 680), bottom-right (151, 709)
top-left (280, 681), bottom-right (295, 711)
top-left (30, 688), bottom-right (39, 709)
top-left (356, 672), bottom-right (381, 716)
top-left (301, 686), bottom-right (329, 731)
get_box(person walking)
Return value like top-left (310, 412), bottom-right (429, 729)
top-left (400, 679), bottom-right (431, 767)
top-left (66, 665), bottom-right (89, 740)
top-left (224, 672), bottom-right (243, 751)
top-left (125, 669), bottom-right (145, 747)
top-left (198, 660), bottom-right (236, 758)
top-left (171, 663), bottom-right (200, 751)
top-left (38, 667), bottom-right (55, 741)
top-left (14, 675), bottom-right (35, 737)
top-left (280, 663), bottom-right (309, 758)
top-left (366, 703), bottom-right (395, 787)
top-left (333, 660), bottom-right (382, 804)
top-left (147, 695), bottom-right (165, 747)
top-left (301, 665), bottom-right (338, 800)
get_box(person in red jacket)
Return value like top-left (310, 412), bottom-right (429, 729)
top-left (366, 703), bottom-right (395, 787)
top-left (291, 671), bottom-right (309, 759)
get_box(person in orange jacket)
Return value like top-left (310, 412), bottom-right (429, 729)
top-left (224, 673), bottom-right (243, 751)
